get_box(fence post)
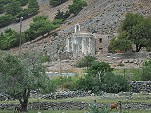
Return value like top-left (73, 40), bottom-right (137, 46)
top-left (118, 101), bottom-right (122, 113)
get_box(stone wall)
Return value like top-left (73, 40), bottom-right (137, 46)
top-left (0, 101), bottom-right (151, 111)
top-left (95, 34), bottom-right (112, 55)
top-left (41, 91), bottom-right (92, 100)
top-left (115, 52), bottom-right (151, 59)
top-left (130, 81), bottom-right (151, 93)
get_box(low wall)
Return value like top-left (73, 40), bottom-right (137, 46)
top-left (130, 81), bottom-right (151, 93)
top-left (0, 101), bottom-right (151, 111)
top-left (41, 91), bottom-right (92, 100)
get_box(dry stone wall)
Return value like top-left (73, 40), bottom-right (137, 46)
top-left (0, 101), bottom-right (151, 110)
top-left (130, 81), bottom-right (151, 93)
top-left (41, 91), bottom-right (92, 100)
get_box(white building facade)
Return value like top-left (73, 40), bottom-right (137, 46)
top-left (66, 24), bottom-right (96, 57)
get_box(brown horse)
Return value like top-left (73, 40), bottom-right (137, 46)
top-left (110, 103), bottom-right (118, 111)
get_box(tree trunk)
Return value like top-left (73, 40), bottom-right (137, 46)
top-left (19, 88), bottom-right (30, 112)
top-left (21, 99), bottom-right (28, 112)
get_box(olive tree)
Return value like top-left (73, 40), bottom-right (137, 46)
top-left (109, 13), bottom-right (151, 53)
top-left (0, 51), bottom-right (49, 112)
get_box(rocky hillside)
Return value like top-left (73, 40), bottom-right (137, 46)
top-left (61, 0), bottom-right (151, 34)
top-left (9, 0), bottom-right (151, 55)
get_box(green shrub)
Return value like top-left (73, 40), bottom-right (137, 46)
top-left (42, 79), bottom-right (57, 93)
top-left (50, 0), bottom-right (68, 7)
top-left (76, 75), bottom-right (100, 93)
top-left (102, 73), bottom-right (129, 93)
top-left (24, 16), bottom-right (60, 42)
top-left (51, 76), bottom-right (78, 91)
top-left (68, 0), bottom-right (87, 14)
top-left (0, 29), bottom-right (19, 50)
top-left (140, 60), bottom-right (151, 81)
top-left (54, 10), bottom-right (70, 21)
top-left (40, 55), bottom-right (50, 63)
top-left (0, 0), bottom-right (11, 4)
top-left (76, 61), bottom-right (129, 93)
top-left (0, 0), bottom-right (39, 28)
top-left (5, 0), bottom-right (22, 16)
top-left (75, 55), bottom-right (96, 68)
top-left (16, 8), bottom-right (38, 21)
top-left (28, 0), bottom-right (39, 10)
top-left (0, 4), bottom-right (5, 14)
top-left (17, 0), bottom-right (29, 6)
top-left (0, 15), bottom-right (15, 28)
top-left (87, 104), bottom-right (110, 113)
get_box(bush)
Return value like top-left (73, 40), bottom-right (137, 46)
top-left (42, 79), bottom-right (57, 93)
top-left (75, 55), bottom-right (96, 68)
top-left (140, 60), bottom-right (151, 81)
top-left (54, 10), bottom-right (70, 21)
top-left (76, 75), bottom-right (100, 93)
top-left (40, 55), bottom-right (50, 63)
top-left (76, 61), bottom-right (129, 93)
top-left (28, 0), bottom-right (39, 10)
top-left (16, 8), bottom-right (38, 21)
top-left (102, 73), bottom-right (129, 93)
top-left (24, 16), bottom-right (60, 42)
top-left (68, 0), bottom-right (87, 14)
top-left (86, 61), bottom-right (113, 77)
top-left (0, 4), bottom-right (5, 14)
top-left (17, 0), bottom-right (29, 6)
top-left (0, 29), bottom-right (19, 50)
top-left (0, 0), bottom-right (39, 28)
top-left (0, 15), bottom-right (15, 28)
top-left (51, 76), bottom-right (78, 91)
top-left (50, 0), bottom-right (68, 7)
top-left (5, 0), bottom-right (22, 16)
top-left (0, 0), bottom-right (11, 5)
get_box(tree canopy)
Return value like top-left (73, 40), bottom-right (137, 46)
top-left (109, 13), bottom-right (151, 53)
top-left (68, 0), bottom-right (87, 14)
top-left (5, 0), bottom-right (22, 16)
top-left (0, 0), bottom-right (39, 28)
top-left (28, 0), bottom-right (39, 10)
top-left (0, 15), bottom-right (15, 28)
top-left (109, 31), bottom-right (132, 53)
top-left (0, 29), bottom-right (19, 50)
top-left (0, 51), bottom-right (49, 112)
top-left (77, 61), bottom-right (129, 93)
top-left (24, 16), bottom-right (61, 41)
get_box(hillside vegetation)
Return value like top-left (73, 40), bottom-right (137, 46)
top-left (0, 0), bottom-right (150, 54)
